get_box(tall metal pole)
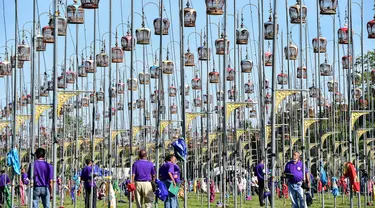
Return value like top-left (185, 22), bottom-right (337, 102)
top-left (233, 1), bottom-right (238, 207)
top-left (108, 0), bottom-right (113, 207)
top-left (129, 0), bottom-right (134, 208)
top-left (299, 0), bottom-right (305, 206)
top-left (222, 0), bottom-right (228, 206)
top-left (74, 22), bottom-right (79, 208)
top-left (205, 11), bottom-right (210, 208)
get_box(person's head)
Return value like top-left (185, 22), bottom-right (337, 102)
top-left (35, 148), bottom-right (46, 159)
top-left (21, 168), bottom-right (25, 173)
top-left (292, 151), bottom-right (300, 162)
top-left (0, 170), bottom-right (4, 174)
top-left (85, 159), bottom-right (92, 166)
top-left (259, 157), bottom-right (264, 164)
top-left (165, 154), bottom-right (177, 163)
top-left (138, 150), bottom-right (147, 159)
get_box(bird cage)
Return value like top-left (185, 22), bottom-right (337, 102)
top-left (128, 102), bottom-right (136, 110)
top-left (184, 100), bottom-right (190, 110)
top-left (67, 1), bottom-right (84, 24)
top-left (203, 94), bottom-right (212, 104)
top-left (20, 95), bottom-right (28, 106)
top-left (111, 107), bottom-right (116, 116)
top-left (245, 81), bottom-right (254, 94)
top-left (154, 90), bottom-right (164, 101)
top-left (319, 0), bottom-right (338, 15)
top-left (78, 62), bottom-right (88, 77)
top-left (81, 0), bottom-right (99, 9)
top-left (184, 4), bottom-right (197, 27)
top-left (226, 67), bottom-right (235, 81)
top-left (312, 36), bottom-right (327, 53)
top-left (335, 92), bottom-right (343, 103)
top-left (110, 86), bottom-right (116, 98)
top-left (95, 112), bottom-right (100, 121)
top-left (198, 44), bottom-right (210, 60)
top-left (277, 73), bottom-right (288, 85)
top-left (191, 76), bottom-right (202, 90)
top-left (284, 42), bottom-right (298, 60)
top-left (209, 71), bottom-right (220, 83)
top-left (367, 18), bottom-right (375, 39)
top-left (289, 0), bottom-right (307, 24)
top-left (96, 88), bottom-right (104, 101)
top-left (340, 103), bottom-right (348, 112)
top-left (56, 15), bottom-right (67, 36)
top-left (241, 58), bottom-right (253, 73)
top-left (89, 93), bottom-right (95, 103)
top-left (215, 34), bottom-right (230, 55)
top-left (153, 18), bottom-right (170, 35)
top-left (184, 49), bottom-right (195, 66)
top-left (297, 66), bottom-right (307, 79)
top-left (121, 31), bottom-right (134, 51)
top-left (35, 33), bottom-right (46, 51)
top-left (136, 27), bottom-right (151, 45)
top-left (264, 79), bottom-right (270, 89)
top-left (236, 24), bottom-right (249, 45)
top-left (162, 59), bottom-right (174, 74)
top-left (127, 78), bottom-right (138, 91)
top-left (82, 95), bottom-right (89, 107)
top-left (194, 97), bottom-right (202, 107)
top-left (96, 48), bottom-right (109, 67)
top-left (64, 71), bottom-right (75, 84)
top-left (57, 75), bottom-right (66, 89)
top-left (150, 65), bottom-right (160, 79)
top-left (352, 72), bottom-right (362, 85)
top-left (228, 87), bottom-right (237, 100)
top-left (138, 73), bottom-right (150, 85)
top-left (180, 85), bottom-right (190, 96)
top-left (17, 41), bottom-right (31, 61)
top-left (265, 50), bottom-right (273, 66)
top-left (265, 92), bottom-right (272, 105)
top-left (47, 79), bottom-right (53, 91)
top-left (309, 86), bottom-right (320, 98)
top-left (112, 45), bottom-right (124, 63)
top-left (245, 98), bottom-right (255, 108)
top-left (308, 107), bottom-right (315, 118)
top-left (359, 97), bottom-right (368, 109)
top-left (249, 108), bottom-right (257, 118)
top-left (205, 0), bottom-right (224, 15)
top-left (150, 93), bottom-right (157, 103)
top-left (42, 24), bottom-right (54, 43)
top-left (11, 55), bottom-right (24, 69)
top-left (216, 91), bottom-right (224, 101)
top-left (85, 57), bottom-right (96, 73)
top-left (168, 85), bottom-right (177, 97)
top-left (117, 101), bottom-right (124, 111)
top-left (170, 104), bottom-right (178, 114)
top-left (136, 99), bottom-right (145, 109)
top-left (342, 55), bottom-right (352, 69)
top-left (338, 24), bottom-right (352, 44)
top-left (117, 82), bottom-right (125, 94)
top-left (320, 60), bottom-right (333, 76)
top-left (327, 80), bottom-right (338, 92)
top-left (40, 86), bottom-right (49, 97)
top-left (264, 15), bottom-right (278, 40)
top-left (0, 58), bottom-right (11, 76)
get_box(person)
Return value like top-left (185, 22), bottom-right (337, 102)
top-left (29, 148), bottom-right (53, 208)
top-left (0, 169), bottom-right (10, 207)
top-left (131, 150), bottom-right (156, 208)
top-left (284, 151), bottom-right (310, 208)
top-left (159, 154), bottom-right (179, 208)
top-left (255, 158), bottom-right (271, 206)
top-left (251, 173), bottom-right (259, 195)
top-left (21, 168), bottom-right (29, 205)
top-left (81, 159), bottom-right (97, 208)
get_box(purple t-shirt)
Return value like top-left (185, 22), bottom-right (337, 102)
top-left (174, 164), bottom-right (181, 183)
top-left (284, 160), bottom-right (307, 183)
top-left (132, 159), bottom-right (155, 181)
top-left (159, 162), bottom-right (174, 181)
top-left (32, 160), bottom-right (53, 187)
top-left (255, 163), bottom-right (265, 181)
top-left (0, 174), bottom-right (10, 187)
top-left (22, 173), bottom-right (29, 185)
top-left (81, 166), bottom-right (96, 188)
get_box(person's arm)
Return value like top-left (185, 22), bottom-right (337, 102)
top-left (131, 162), bottom-right (136, 183)
top-left (168, 172), bottom-right (176, 186)
top-left (305, 172), bottom-right (310, 187)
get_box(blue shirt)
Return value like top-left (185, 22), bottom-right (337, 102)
top-left (159, 162), bottom-right (174, 181)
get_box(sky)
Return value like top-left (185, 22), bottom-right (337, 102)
top-left (0, 0), bottom-right (374, 129)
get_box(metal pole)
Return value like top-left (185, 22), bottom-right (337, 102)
top-left (74, 22), bottom-right (79, 208)
top-left (299, 0), bottom-right (305, 207)
top-left (205, 11), bottom-right (210, 208)
top-left (108, 0), bottom-right (113, 207)
top-left (222, 0), bottom-right (228, 206)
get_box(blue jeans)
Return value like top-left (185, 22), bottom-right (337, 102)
top-left (33, 187), bottom-right (50, 208)
top-left (162, 180), bottom-right (179, 208)
top-left (288, 182), bottom-right (306, 208)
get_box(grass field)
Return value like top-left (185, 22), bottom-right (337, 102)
top-left (18, 193), bottom-right (372, 208)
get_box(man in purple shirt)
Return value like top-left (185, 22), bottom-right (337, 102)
top-left (131, 150), bottom-right (156, 208)
top-left (284, 151), bottom-right (310, 208)
top-left (0, 169), bottom-right (10, 207)
top-left (159, 154), bottom-right (178, 208)
top-left (29, 148), bottom-right (53, 208)
top-left (81, 159), bottom-right (97, 208)
top-left (255, 158), bottom-right (271, 206)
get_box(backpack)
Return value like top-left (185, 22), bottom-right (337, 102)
top-left (155, 179), bottom-right (168, 201)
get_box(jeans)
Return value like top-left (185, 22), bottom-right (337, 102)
top-left (162, 180), bottom-right (179, 208)
top-left (84, 186), bottom-right (97, 208)
top-left (33, 187), bottom-right (50, 208)
top-left (288, 182), bottom-right (307, 208)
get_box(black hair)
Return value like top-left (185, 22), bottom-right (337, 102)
top-left (35, 148), bottom-right (46, 159)
top-left (86, 159), bottom-right (92, 165)
top-left (165, 154), bottom-right (175, 162)
top-left (0, 170), bottom-right (4, 174)
top-left (138, 150), bottom-right (147, 159)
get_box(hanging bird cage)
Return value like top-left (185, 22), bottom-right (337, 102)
top-left (265, 92), bottom-right (272, 105)
top-left (265, 50), bottom-right (273, 66)
top-left (340, 103), bottom-right (348, 112)
top-left (117, 82), bottom-right (125, 94)
top-left (139, 72), bottom-right (151, 84)
top-left (297, 66), bottom-right (307, 79)
top-left (110, 86), bottom-right (116, 98)
top-left (42, 22), bottom-right (54, 43)
top-left (181, 85), bottom-right (190, 96)
top-left (67, 1), bottom-right (85, 24)
top-left (136, 99), bottom-right (145, 109)
top-left (111, 107), bottom-right (116, 116)
top-left (264, 15), bottom-right (275, 40)
top-left (228, 87), bottom-right (237, 100)
top-left (85, 56), bottom-right (96, 73)
top-left (46, 79), bottom-right (53, 91)
top-left (203, 94), bottom-right (212, 104)
top-left (170, 104), bottom-right (178, 114)
top-left (11, 55), bottom-right (24, 69)
top-left (136, 26), bottom-right (151, 45)
top-left (194, 96), bottom-right (202, 107)
top-left (342, 55), bottom-right (352, 69)
top-left (312, 36), bottom-right (327, 53)
top-left (184, 49), bottom-right (195, 66)
top-left (127, 78), bottom-right (138, 91)
top-left (236, 23), bottom-right (249, 45)
top-left (20, 95), bottom-right (27, 106)
top-left (215, 34), bottom-right (230, 55)
top-left (216, 91), bottom-right (224, 101)
top-left (81, 0), bottom-right (99, 9)
top-left (78, 61), bottom-right (88, 77)
top-left (154, 90), bottom-right (164, 101)
top-left (289, 0), bottom-right (307, 24)
top-left (184, 3), bottom-right (197, 27)
top-left (162, 58), bottom-right (174, 74)
top-left (241, 57), bottom-right (253, 73)
top-left (309, 86), bottom-right (320, 98)
top-left (168, 85), bottom-right (177, 97)
top-left (0, 58), bottom-right (11, 76)
top-left (245, 81), bottom-right (254, 94)
top-left (128, 102), bottom-right (136, 110)
top-left (284, 42), bottom-right (298, 60)
top-left (96, 46), bottom-right (109, 67)
top-left (327, 80), bottom-right (338, 92)
top-left (153, 18), bottom-right (170, 35)
top-left (308, 107), bottom-right (315, 118)
top-left (49, 14), bottom-right (67, 36)
top-left (320, 58), bottom-right (333, 76)
top-left (185, 100), bottom-right (190, 110)
top-left (209, 71), bottom-right (220, 83)
top-left (264, 79), bottom-right (270, 89)
top-left (249, 108), bottom-right (257, 118)
top-left (205, 0), bottom-right (224, 15)
top-left (65, 71), bottom-right (76, 84)
top-left (191, 76), bottom-right (202, 90)
top-left (121, 31), bottom-right (134, 51)
top-left (319, 0), bottom-right (338, 15)
top-left (111, 44), bottom-right (124, 63)
top-left (82, 95), bottom-right (89, 107)
top-left (335, 92), bottom-right (343, 103)
top-left (36, 33), bottom-right (46, 51)
top-left (96, 88), bottom-right (104, 101)
top-left (359, 97), bottom-right (368, 109)
top-left (338, 24), bottom-right (353, 44)
top-left (150, 65), bottom-right (160, 79)
top-left (117, 101), bottom-right (124, 111)
top-left (89, 93), bottom-right (95, 103)
top-left (352, 72), bottom-right (362, 85)
top-left (57, 75), bottom-right (66, 89)
top-left (367, 17), bottom-right (375, 39)
top-left (39, 87), bottom-right (49, 97)
top-left (277, 73), bottom-right (288, 85)
top-left (198, 43), bottom-right (210, 60)
top-left (17, 40), bottom-right (31, 61)
top-left (226, 66), bottom-right (235, 81)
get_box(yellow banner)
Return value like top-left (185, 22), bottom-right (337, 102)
top-left (94, 138), bottom-right (104, 147)
top-left (351, 112), bottom-right (369, 129)
top-left (57, 92), bottom-right (81, 116)
top-left (291, 137), bottom-right (299, 149)
top-left (16, 115), bottom-right (31, 132)
top-left (112, 130), bottom-right (125, 140)
top-left (304, 118), bottom-right (319, 136)
top-left (226, 103), bottom-right (247, 119)
top-left (0, 121), bottom-right (10, 131)
top-left (236, 130), bottom-right (247, 140)
top-left (309, 143), bottom-right (319, 150)
top-left (35, 104), bottom-right (52, 121)
top-left (132, 127), bottom-right (142, 139)
top-left (186, 113), bottom-right (202, 129)
top-left (356, 129), bottom-right (372, 139)
top-left (321, 132), bottom-right (334, 145)
top-left (275, 90), bottom-right (298, 111)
